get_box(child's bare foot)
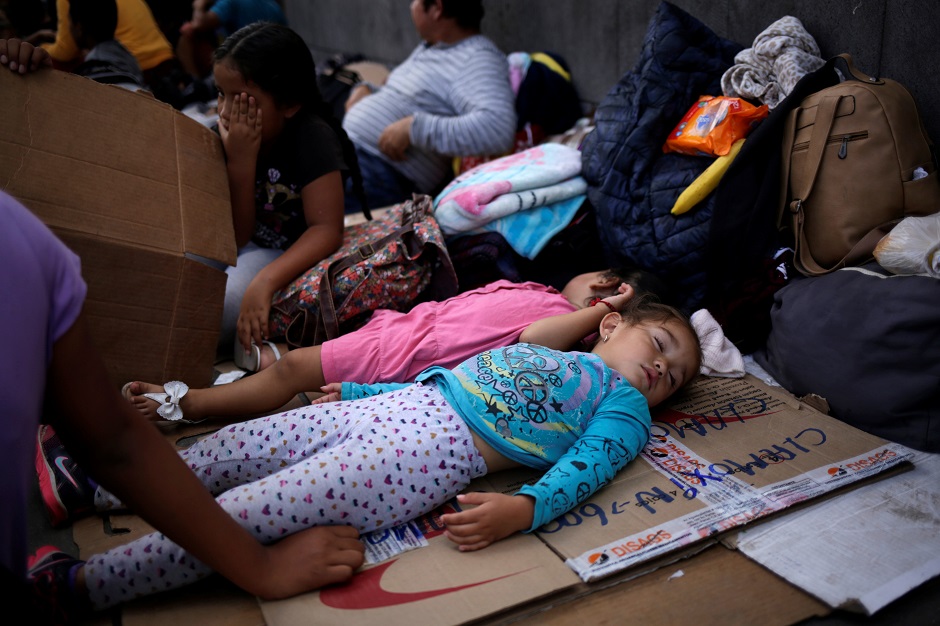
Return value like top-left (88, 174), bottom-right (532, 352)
top-left (121, 381), bottom-right (196, 422)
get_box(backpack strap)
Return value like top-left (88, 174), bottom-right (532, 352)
top-left (315, 222), bottom-right (417, 342)
top-left (833, 53), bottom-right (885, 85)
top-left (790, 94), bottom-right (841, 214)
top-left (796, 220), bottom-right (895, 276)
top-left (788, 94), bottom-right (841, 275)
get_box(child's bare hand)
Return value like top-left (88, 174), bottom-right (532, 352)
top-left (441, 492), bottom-right (534, 551)
top-left (220, 92), bottom-right (262, 164)
top-left (0, 38), bottom-right (52, 74)
top-left (604, 283), bottom-right (635, 312)
top-left (236, 280), bottom-right (273, 353)
top-left (311, 383), bottom-right (342, 404)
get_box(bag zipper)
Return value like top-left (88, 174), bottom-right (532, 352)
top-left (793, 131), bottom-right (869, 158)
top-left (788, 131), bottom-right (869, 215)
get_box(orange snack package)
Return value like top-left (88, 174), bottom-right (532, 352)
top-left (663, 95), bottom-right (768, 156)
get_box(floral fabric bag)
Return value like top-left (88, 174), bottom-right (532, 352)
top-left (269, 194), bottom-right (458, 349)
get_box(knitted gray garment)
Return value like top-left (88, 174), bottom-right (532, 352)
top-left (721, 15), bottom-right (825, 109)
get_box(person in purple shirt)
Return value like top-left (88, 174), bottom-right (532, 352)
top-left (1, 39), bottom-right (364, 624)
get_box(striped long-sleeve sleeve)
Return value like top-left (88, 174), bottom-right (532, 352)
top-left (342, 35), bottom-right (517, 193)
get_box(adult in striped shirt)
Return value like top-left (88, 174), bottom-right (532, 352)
top-left (342, 0), bottom-right (517, 212)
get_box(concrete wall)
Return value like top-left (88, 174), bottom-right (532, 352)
top-left (284, 0), bottom-right (940, 143)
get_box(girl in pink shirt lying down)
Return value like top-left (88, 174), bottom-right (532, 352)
top-left (122, 268), bottom-right (673, 425)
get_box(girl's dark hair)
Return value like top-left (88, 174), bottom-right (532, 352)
top-left (601, 267), bottom-right (676, 307)
top-left (618, 294), bottom-right (703, 387)
top-left (214, 22), bottom-right (368, 214)
top-left (424, 0), bottom-right (484, 31)
top-left (69, 0), bottom-right (118, 44)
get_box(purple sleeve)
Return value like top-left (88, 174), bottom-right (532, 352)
top-left (0, 191), bottom-right (86, 578)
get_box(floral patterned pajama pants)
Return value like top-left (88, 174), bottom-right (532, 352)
top-left (85, 382), bottom-right (487, 610)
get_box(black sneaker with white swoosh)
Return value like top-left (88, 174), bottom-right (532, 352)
top-left (34, 425), bottom-right (95, 527)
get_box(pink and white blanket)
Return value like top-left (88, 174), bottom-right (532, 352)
top-left (433, 144), bottom-right (586, 258)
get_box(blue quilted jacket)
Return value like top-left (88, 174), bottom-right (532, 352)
top-left (581, 2), bottom-right (742, 312)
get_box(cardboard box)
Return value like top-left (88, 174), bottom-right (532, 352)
top-left (0, 69), bottom-right (235, 388)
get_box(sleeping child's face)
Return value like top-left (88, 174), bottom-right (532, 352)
top-left (593, 317), bottom-right (700, 407)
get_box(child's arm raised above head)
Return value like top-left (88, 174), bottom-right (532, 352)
top-left (519, 284), bottom-right (635, 350)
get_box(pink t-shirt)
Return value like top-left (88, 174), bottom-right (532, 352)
top-left (320, 280), bottom-right (576, 384)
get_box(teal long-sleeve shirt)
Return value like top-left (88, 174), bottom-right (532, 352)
top-left (341, 343), bottom-right (651, 531)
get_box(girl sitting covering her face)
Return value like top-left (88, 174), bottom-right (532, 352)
top-left (211, 21), bottom-right (368, 363)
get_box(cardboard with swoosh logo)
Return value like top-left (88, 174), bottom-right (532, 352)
top-left (263, 519), bottom-right (580, 625)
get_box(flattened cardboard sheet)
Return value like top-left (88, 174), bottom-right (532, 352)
top-left (69, 375), bottom-right (913, 625)
top-left (531, 375), bottom-right (914, 581)
top-left (729, 449), bottom-right (940, 615)
top-left (261, 504), bottom-right (580, 626)
top-left (501, 545), bottom-right (830, 626)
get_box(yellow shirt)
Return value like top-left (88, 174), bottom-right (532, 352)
top-left (42, 0), bottom-right (174, 71)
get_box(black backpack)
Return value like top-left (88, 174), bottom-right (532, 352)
top-left (316, 53), bottom-right (366, 122)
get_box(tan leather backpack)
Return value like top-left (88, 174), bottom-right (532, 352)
top-left (779, 54), bottom-right (940, 276)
